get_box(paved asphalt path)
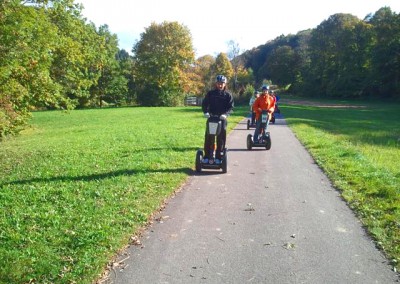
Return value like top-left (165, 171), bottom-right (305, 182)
top-left (110, 114), bottom-right (398, 284)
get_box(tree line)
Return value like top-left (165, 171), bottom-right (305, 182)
top-left (1, 1), bottom-right (399, 138)
top-left (242, 7), bottom-right (400, 100)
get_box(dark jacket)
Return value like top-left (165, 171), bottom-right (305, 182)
top-left (202, 89), bottom-right (234, 116)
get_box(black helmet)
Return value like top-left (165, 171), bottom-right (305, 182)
top-left (216, 75), bottom-right (227, 83)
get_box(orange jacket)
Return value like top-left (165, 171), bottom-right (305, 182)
top-left (252, 94), bottom-right (275, 120)
top-left (271, 95), bottom-right (277, 107)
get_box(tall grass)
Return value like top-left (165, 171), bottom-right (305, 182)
top-left (0, 106), bottom-right (248, 283)
top-left (281, 99), bottom-right (400, 270)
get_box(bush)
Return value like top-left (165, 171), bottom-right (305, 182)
top-left (0, 96), bottom-right (30, 139)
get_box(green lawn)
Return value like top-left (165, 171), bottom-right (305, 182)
top-left (0, 100), bottom-right (399, 283)
top-left (0, 106), bottom-right (247, 283)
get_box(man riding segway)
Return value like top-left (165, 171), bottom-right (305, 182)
top-left (252, 85), bottom-right (274, 143)
top-left (195, 75), bottom-right (234, 172)
top-left (247, 90), bottom-right (259, 129)
top-left (246, 85), bottom-right (274, 150)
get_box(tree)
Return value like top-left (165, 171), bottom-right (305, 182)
top-left (117, 49), bottom-right (136, 104)
top-left (235, 67), bottom-right (256, 104)
top-left (307, 13), bottom-right (371, 97)
top-left (213, 53), bottom-right (234, 86)
top-left (227, 40), bottom-right (242, 91)
top-left (0, 1), bottom-right (61, 136)
top-left (368, 7), bottom-right (400, 99)
top-left (190, 55), bottom-right (215, 96)
top-left (265, 46), bottom-right (297, 87)
top-left (0, 0), bottom-right (125, 137)
top-left (182, 63), bottom-right (204, 98)
top-left (47, 0), bottom-right (104, 107)
top-left (236, 67), bottom-right (255, 90)
top-left (89, 25), bottom-right (128, 107)
top-left (132, 21), bottom-right (195, 106)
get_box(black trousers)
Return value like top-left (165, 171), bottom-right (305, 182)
top-left (251, 111), bottom-right (256, 124)
top-left (203, 119), bottom-right (227, 159)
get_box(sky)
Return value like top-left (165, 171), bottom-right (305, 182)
top-left (76, 0), bottom-right (400, 58)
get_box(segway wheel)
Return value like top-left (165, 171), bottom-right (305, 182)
top-left (195, 149), bottom-right (203, 172)
top-left (270, 114), bottom-right (275, 124)
top-left (247, 120), bottom-right (250, 130)
top-left (265, 132), bottom-right (272, 150)
top-left (247, 134), bottom-right (253, 150)
top-left (222, 150), bottom-right (227, 173)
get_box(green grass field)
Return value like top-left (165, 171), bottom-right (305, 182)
top-left (0, 106), bottom-right (248, 283)
top-left (0, 100), bottom-right (399, 283)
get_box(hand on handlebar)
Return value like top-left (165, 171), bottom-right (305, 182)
top-left (219, 114), bottom-right (227, 120)
top-left (204, 112), bottom-right (210, 118)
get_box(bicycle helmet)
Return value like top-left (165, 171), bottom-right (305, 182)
top-left (261, 85), bottom-right (270, 91)
top-left (216, 75), bottom-right (227, 83)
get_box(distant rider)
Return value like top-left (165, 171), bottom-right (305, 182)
top-left (252, 85), bottom-right (275, 143)
top-left (249, 91), bottom-right (259, 125)
top-left (202, 75), bottom-right (234, 164)
top-left (270, 90), bottom-right (280, 114)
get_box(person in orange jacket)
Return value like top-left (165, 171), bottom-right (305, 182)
top-left (252, 85), bottom-right (275, 142)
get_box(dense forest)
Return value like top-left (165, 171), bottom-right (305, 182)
top-left (240, 9), bottom-right (400, 100)
top-left (1, 0), bottom-right (399, 137)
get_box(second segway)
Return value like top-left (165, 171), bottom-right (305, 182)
top-left (246, 110), bottom-right (271, 150)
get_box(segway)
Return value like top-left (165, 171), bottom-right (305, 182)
top-left (247, 112), bottom-right (257, 129)
top-left (270, 96), bottom-right (280, 124)
top-left (270, 103), bottom-right (281, 124)
top-left (270, 112), bottom-right (276, 124)
top-left (246, 110), bottom-right (271, 150)
top-left (195, 115), bottom-right (228, 173)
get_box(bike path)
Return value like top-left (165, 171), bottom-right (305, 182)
top-left (110, 115), bottom-right (398, 284)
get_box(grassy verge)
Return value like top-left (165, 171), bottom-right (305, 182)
top-left (0, 106), bottom-right (248, 283)
top-left (280, 98), bottom-right (400, 271)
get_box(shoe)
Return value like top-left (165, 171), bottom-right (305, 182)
top-left (215, 159), bottom-right (221, 165)
top-left (202, 158), bottom-right (209, 164)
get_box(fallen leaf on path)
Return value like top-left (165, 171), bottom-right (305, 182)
top-left (244, 203), bottom-right (255, 211)
top-left (130, 236), bottom-right (141, 246)
top-left (283, 242), bottom-right (296, 250)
